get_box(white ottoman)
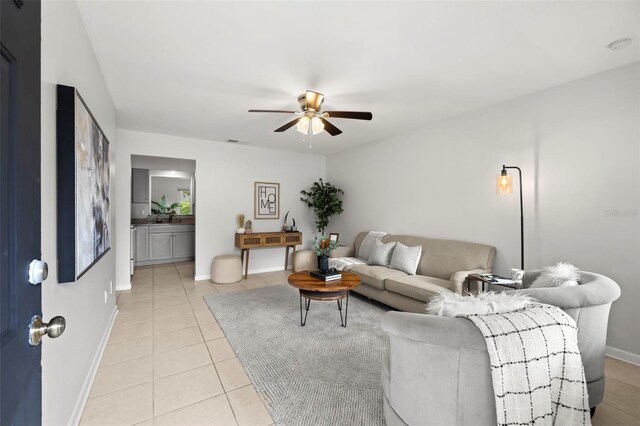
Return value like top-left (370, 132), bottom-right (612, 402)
top-left (210, 255), bottom-right (242, 284)
top-left (293, 250), bottom-right (317, 272)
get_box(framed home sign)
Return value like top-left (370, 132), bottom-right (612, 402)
top-left (57, 85), bottom-right (111, 283)
top-left (254, 181), bottom-right (279, 219)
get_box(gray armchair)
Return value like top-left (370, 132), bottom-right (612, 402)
top-left (381, 270), bottom-right (621, 425)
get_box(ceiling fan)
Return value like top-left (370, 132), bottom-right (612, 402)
top-left (248, 90), bottom-right (372, 137)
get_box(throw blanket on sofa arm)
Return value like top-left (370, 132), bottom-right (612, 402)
top-left (463, 303), bottom-right (591, 426)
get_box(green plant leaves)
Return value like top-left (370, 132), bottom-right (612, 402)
top-left (151, 194), bottom-right (180, 215)
top-left (300, 178), bottom-right (344, 234)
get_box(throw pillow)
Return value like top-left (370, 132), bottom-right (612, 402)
top-left (426, 289), bottom-right (534, 316)
top-left (367, 240), bottom-right (396, 267)
top-left (357, 231), bottom-right (388, 260)
top-left (530, 262), bottom-right (580, 288)
top-left (389, 242), bottom-right (422, 275)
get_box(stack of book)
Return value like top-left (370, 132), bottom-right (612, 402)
top-left (310, 270), bottom-right (342, 281)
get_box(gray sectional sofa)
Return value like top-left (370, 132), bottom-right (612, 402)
top-left (381, 270), bottom-right (621, 425)
top-left (330, 231), bottom-right (497, 312)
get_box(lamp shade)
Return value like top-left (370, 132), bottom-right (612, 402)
top-left (311, 117), bottom-right (324, 135)
top-left (296, 116), bottom-right (310, 134)
top-left (497, 172), bottom-right (513, 194)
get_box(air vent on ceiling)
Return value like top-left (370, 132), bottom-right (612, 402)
top-left (226, 139), bottom-right (240, 143)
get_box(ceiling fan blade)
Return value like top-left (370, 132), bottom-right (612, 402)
top-left (274, 118), bottom-right (301, 132)
top-left (319, 118), bottom-right (342, 136)
top-left (249, 109), bottom-right (296, 113)
top-left (324, 111), bottom-right (373, 120)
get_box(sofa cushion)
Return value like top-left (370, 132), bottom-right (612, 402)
top-left (385, 275), bottom-right (450, 302)
top-left (368, 240), bottom-right (396, 267)
top-left (350, 264), bottom-right (407, 290)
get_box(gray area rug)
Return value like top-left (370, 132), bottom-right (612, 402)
top-left (204, 285), bottom-right (391, 426)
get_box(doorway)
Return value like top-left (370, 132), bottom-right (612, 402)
top-left (130, 155), bottom-right (196, 276)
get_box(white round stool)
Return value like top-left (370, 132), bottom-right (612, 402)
top-left (210, 255), bottom-right (242, 284)
top-left (293, 249), bottom-right (317, 272)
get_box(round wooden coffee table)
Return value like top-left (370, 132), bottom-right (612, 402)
top-left (287, 271), bottom-right (361, 327)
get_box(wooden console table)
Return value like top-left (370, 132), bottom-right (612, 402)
top-left (235, 231), bottom-right (303, 278)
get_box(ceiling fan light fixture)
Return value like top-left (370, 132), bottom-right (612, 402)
top-left (296, 116), bottom-right (310, 134)
top-left (296, 116), bottom-right (324, 135)
top-left (311, 117), bottom-right (324, 135)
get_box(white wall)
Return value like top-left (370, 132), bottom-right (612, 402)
top-left (41, 1), bottom-right (118, 424)
top-left (116, 130), bottom-right (326, 287)
top-left (327, 63), bottom-right (640, 358)
top-left (131, 154), bottom-right (196, 173)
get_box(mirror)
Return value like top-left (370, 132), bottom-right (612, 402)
top-left (149, 171), bottom-right (194, 215)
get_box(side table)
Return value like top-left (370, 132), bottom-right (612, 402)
top-left (465, 273), bottom-right (522, 294)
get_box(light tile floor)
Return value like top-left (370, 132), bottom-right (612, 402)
top-left (80, 262), bottom-right (640, 425)
top-left (80, 262), bottom-right (281, 426)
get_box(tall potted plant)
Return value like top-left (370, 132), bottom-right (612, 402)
top-left (300, 178), bottom-right (344, 235)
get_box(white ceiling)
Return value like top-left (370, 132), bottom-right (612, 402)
top-left (77, 1), bottom-right (640, 155)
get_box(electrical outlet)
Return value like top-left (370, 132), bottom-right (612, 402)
top-left (109, 280), bottom-right (113, 294)
top-left (104, 290), bottom-right (108, 304)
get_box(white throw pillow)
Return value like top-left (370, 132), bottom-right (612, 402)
top-left (426, 289), bottom-right (534, 317)
top-left (389, 242), bottom-right (422, 275)
top-left (530, 262), bottom-right (580, 288)
top-left (367, 240), bottom-right (396, 267)
top-left (357, 231), bottom-right (388, 260)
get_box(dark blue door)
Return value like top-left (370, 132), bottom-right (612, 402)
top-left (1, 1), bottom-right (43, 424)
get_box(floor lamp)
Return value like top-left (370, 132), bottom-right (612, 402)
top-left (497, 165), bottom-right (524, 270)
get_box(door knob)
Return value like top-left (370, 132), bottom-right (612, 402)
top-left (28, 315), bottom-right (66, 346)
top-left (28, 259), bottom-right (48, 285)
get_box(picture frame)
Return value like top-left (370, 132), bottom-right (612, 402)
top-left (254, 182), bottom-right (280, 220)
top-left (329, 233), bottom-right (339, 244)
top-left (57, 85), bottom-right (111, 283)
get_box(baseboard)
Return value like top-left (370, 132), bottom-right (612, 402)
top-left (247, 266), bottom-right (289, 274)
top-left (606, 345), bottom-right (640, 366)
top-left (69, 305), bottom-right (118, 426)
top-left (194, 266), bottom-right (289, 282)
top-left (116, 281), bottom-right (132, 291)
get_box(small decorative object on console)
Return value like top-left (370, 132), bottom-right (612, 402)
top-left (236, 214), bottom-right (245, 234)
top-left (244, 220), bottom-right (253, 234)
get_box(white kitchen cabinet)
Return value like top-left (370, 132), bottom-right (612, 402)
top-left (134, 226), bottom-right (149, 261)
top-left (173, 232), bottom-right (195, 258)
top-left (131, 168), bottom-right (149, 203)
top-left (136, 224), bottom-right (195, 265)
top-left (149, 233), bottom-right (174, 260)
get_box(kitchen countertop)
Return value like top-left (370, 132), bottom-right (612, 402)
top-left (131, 216), bottom-right (195, 225)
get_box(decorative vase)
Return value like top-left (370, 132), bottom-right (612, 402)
top-left (319, 255), bottom-right (329, 273)
top-left (236, 227), bottom-right (245, 234)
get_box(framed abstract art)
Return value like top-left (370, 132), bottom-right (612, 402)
top-left (57, 85), bottom-right (111, 283)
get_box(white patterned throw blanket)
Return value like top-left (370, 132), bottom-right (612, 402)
top-left (328, 257), bottom-right (366, 271)
top-left (357, 231), bottom-right (388, 260)
top-left (464, 303), bottom-right (591, 426)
